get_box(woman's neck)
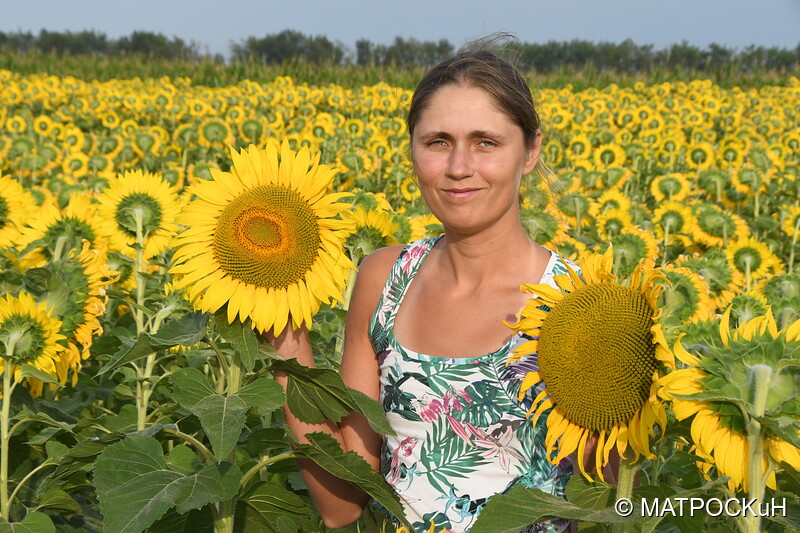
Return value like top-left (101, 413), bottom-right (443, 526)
top-left (434, 224), bottom-right (540, 288)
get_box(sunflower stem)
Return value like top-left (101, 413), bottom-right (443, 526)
top-left (1, 338), bottom-right (20, 521)
top-left (789, 218), bottom-right (800, 272)
top-left (333, 267), bottom-right (358, 365)
top-left (743, 364), bottom-right (772, 533)
top-left (612, 458), bottom-right (638, 533)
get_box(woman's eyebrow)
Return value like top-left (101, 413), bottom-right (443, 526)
top-left (416, 130), bottom-right (505, 141)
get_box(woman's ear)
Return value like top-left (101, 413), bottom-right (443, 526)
top-left (523, 130), bottom-right (543, 174)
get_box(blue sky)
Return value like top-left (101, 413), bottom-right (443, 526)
top-left (2, 0), bottom-right (799, 59)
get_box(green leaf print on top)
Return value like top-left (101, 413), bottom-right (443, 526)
top-left (420, 416), bottom-right (491, 495)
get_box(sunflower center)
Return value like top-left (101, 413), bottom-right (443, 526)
top-left (213, 185), bottom-right (320, 289)
top-left (114, 193), bottom-right (164, 237)
top-left (2, 314), bottom-right (47, 363)
top-left (538, 282), bottom-right (658, 431)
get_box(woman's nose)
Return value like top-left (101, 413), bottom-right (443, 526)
top-left (445, 144), bottom-right (474, 179)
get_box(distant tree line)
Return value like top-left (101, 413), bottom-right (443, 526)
top-left (0, 29), bottom-right (201, 61)
top-left (2, 28), bottom-right (799, 72)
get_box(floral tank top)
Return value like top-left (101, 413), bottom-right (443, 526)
top-left (369, 236), bottom-right (575, 533)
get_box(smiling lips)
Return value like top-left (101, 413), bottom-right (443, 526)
top-left (443, 188), bottom-right (482, 198)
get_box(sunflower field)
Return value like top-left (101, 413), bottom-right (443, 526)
top-left (0, 65), bottom-right (799, 533)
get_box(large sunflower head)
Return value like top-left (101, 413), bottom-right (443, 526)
top-left (507, 246), bottom-right (674, 480)
top-left (96, 169), bottom-right (182, 259)
top-left (170, 141), bottom-right (354, 336)
top-left (659, 307), bottom-right (800, 492)
top-left (0, 291), bottom-right (67, 397)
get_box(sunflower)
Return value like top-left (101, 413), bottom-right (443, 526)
top-left (507, 247), bottom-right (674, 479)
top-left (780, 205), bottom-right (800, 238)
top-left (607, 226), bottom-right (659, 278)
top-left (588, 189), bottom-right (631, 219)
top-left (340, 205), bottom-right (399, 264)
top-left (592, 143), bottom-right (627, 169)
top-left (170, 142), bottom-right (354, 336)
top-left (692, 203), bottom-right (749, 248)
top-left (650, 173), bottom-right (690, 203)
top-left (0, 174), bottom-right (36, 249)
top-left (95, 169), bottom-right (182, 259)
top-left (407, 213), bottom-right (442, 242)
top-left (652, 201), bottom-right (695, 247)
top-left (15, 193), bottom-right (106, 266)
top-left (659, 265), bottom-right (715, 324)
top-left (659, 307), bottom-right (800, 493)
top-left (595, 208), bottom-right (631, 240)
top-left (685, 142), bottom-right (715, 170)
top-left (0, 291), bottom-right (67, 397)
top-left (22, 242), bottom-right (117, 382)
top-left (725, 237), bottom-right (782, 291)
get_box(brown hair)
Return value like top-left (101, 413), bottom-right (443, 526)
top-left (406, 40), bottom-right (540, 149)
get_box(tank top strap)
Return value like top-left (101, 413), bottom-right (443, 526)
top-left (369, 235), bottom-right (443, 353)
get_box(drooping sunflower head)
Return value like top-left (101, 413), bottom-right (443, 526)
top-left (170, 141), bottom-right (354, 336)
top-left (508, 246), bottom-right (674, 480)
top-left (96, 170), bottom-right (182, 259)
top-left (659, 307), bottom-right (800, 492)
top-left (340, 205), bottom-right (399, 265)
top-left (0, 291), bottom-right (67, 397)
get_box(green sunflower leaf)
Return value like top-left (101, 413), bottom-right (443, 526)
top-left (94, 436), bottom-right (241, 533)
top-left (148, 312), bottom-right (209, 347)
top-left (238, 377), bottom-right (285, 415)
top-left (471, 485), bottom-right (638, 533)
top-left (32, 488), bottom-right (80, 515)
top-left (171, 368), bottom-right (215, 409)
top-left (216, 315), bottom-right (259, 372)
top-left (270, 358), bottom-right (393, 435)
top-left (171, 368), bottom-right (253, 459)
top-left (95, 333), bottom-right (157, 376)
top-left (233, 481), bottom-right (313, 532)
top-left (148, 507), bottom-right (214, 533)
top-left (18, 364), bottom-right (61, 385)
top-left (293, 432), bottom-right (411, 530)
top-left (192, 394), bottom-right (249, 459)
top-left (0, 512), bottom-right (55, 533)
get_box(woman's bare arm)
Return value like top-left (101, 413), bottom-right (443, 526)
top-left (265, 245), bottom-right (404, 528)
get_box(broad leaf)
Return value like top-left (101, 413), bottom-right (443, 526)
top-left (238, 377), bottom-right (285, 414)
top-left (19, 364), bottom-right (60, 385)
top-left (94, 436), bottom-right (241, 533)
top-left (470, 485), bottom-right (638, 533)
top-left (216, 316), bottom-right (259, 372)
top-left (233, 481), bottom-right (313, 532)
top-left (148, 312), bottom-right (209, 347)
top-left (32, 488), bottom-right (80, 515)
top-left (272, 358), bottom-right (393, 435)
top-left (293, 432), bottom-right (411, 529)
top-left (0, 512), bottom-right (55, 533)
top-left (149, 507), bottom-right (214, 533)
top-left (96, 334), bottom-right (156, 376)
top-left (565, 475), bottom-right (614, 510)
top-left (171, 368), bottom-right (216, 409)
top-left (192, 394), bottom-right (249, 459)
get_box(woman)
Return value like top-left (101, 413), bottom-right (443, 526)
top-left (269, 46), bottom-right (575, 533)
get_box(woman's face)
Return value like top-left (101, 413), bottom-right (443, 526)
top-left (410, 84), bottom-right (540, 236)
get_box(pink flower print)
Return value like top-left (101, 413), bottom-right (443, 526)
top-left (471, 425), bottom-right (525, 472)
top-left (418, 398), bottom-right (444, 422)
top-left (444, 414), bottom-right (473, 446)
top-left (401, 244), bottom-right (427, 274)
top-left (387, 436), bottom-right (418, 485)
top-left (443, 388), bottom-right (470, 413)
